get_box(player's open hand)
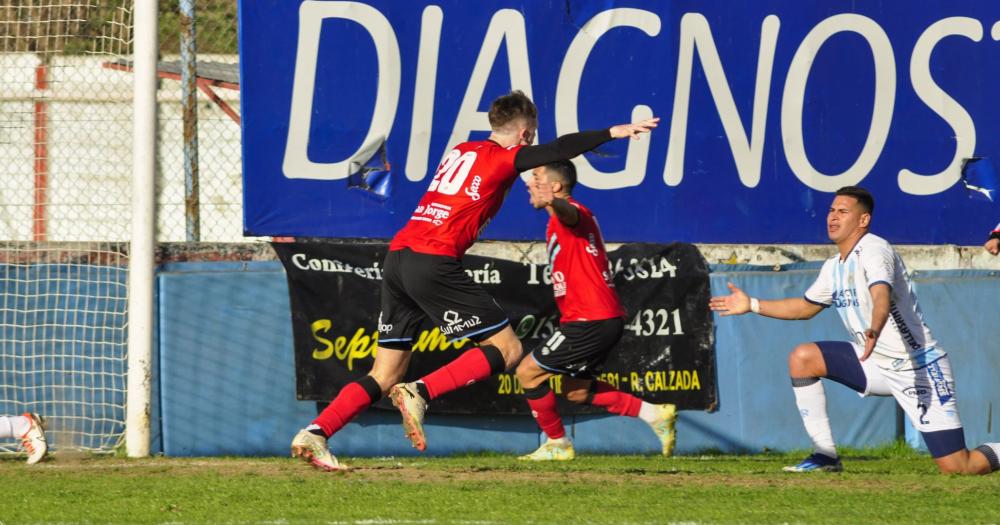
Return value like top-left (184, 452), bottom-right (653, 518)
top-left (860, 328), bottom-right (879, 361)
top-left (985, 238), bottom-right (999, 256)
top-left (709, 282), bottom-right (751, 316)
top-left (609, 117), bottom-right (659, 140)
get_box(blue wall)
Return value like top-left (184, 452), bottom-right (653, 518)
top-left (155, 261), bottom-right (999, 457)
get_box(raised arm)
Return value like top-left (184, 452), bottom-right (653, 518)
top-left (709, 282), bottom-right (825, 320)
top-left (513, 118), bottom-right (658, 172)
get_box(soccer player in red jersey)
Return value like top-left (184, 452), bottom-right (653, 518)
top-left (514, 160), bottom-right (677, 461)
top-left (291, 90), bottom-right (658, 469)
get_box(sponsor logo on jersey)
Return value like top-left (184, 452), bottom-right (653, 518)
top-left (464, 175), bottom-right (482, 201)
top-left (831, 288), bottom-right (859, 308)
top-left (586, 233), bottom-right (599, 256)
top-left (889, 300), bottom-right (922, 350)
top-left (412, 202), bottom-right (452, 225)
top-left (551, 270), bottom-right (566, 297)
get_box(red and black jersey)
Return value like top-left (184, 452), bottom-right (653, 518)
top-left (390, 140), bottom-right (523, 258)
top-left (546, 197), bottom-right (625, 323)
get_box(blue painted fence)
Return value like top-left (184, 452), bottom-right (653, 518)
top-left (155, 261), bottom-right (1000, 457)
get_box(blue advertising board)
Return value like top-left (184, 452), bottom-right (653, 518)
top-left (239, 0), bottom-right (1000, 243)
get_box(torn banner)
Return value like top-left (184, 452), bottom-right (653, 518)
top-left (961, 157), bottom-right (998, 204)
top-left (347, 141), bottom-right (392, 202)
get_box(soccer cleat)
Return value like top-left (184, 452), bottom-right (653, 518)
top-left (783, 453), bottom-right (843, 473)
top-left (389, 382), bottom-right (428, 451)
top-left (646, 403), bottom-right (677, 457)
top-left (290, 429), bottom-right (348, 472)
top-left (20, 413), bottom-right (47, 465)
top-left (518, 438), bottom-right (575, 461)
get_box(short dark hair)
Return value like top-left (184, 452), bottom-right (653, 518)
top-left (488, 90), bottom-right (537, 130)
top-left (544, 159), bottom-right (577, 193)
top-left (835, 186), bottom-right (874, 214)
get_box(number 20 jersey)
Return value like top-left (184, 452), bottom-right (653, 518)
top-left (389, 140), bottom-right (523, 258)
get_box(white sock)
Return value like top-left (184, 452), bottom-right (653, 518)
top-left (637, 402), bottom-right (659, 424)
top-left (548, 436), bottom-right (570, 445)
top-left (791, 378), bottom-right (837, 458)
top-left (0, 415), bottom-right (30, 438)
top-left (974, 443), bottom-right (1000, 472)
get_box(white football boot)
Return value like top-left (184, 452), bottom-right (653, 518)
top-left (389, 382), bottom-right (428, 451)
top-left (518, 437), bottom-right (575, 461)
top-left (291, 429), bottom-right (348, 471)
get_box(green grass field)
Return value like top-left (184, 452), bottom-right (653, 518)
top-left (2, 445), bottom-right (999, 524)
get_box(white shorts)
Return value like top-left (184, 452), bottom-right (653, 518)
top-left (826, 342), bottom-right (962, 434)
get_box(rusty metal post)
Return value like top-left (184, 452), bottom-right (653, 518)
top-left (180, 0), bottom-right (200, 241)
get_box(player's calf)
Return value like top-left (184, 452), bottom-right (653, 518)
top-left (935, 444), bottom-right (1000, 475)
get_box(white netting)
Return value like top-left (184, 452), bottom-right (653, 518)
top-left (0, 0), bottom-right (133, 453)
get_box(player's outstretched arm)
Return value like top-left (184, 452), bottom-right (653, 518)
top-left (513, 118), bottom-right (660, 172)
top-left (709, 282), bottom-right (823, 320)
top-left (709, 282), bottom-right (751, 316)
top-left (609, 118), bottom-right (659, 140)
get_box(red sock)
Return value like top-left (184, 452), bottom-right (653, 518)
top-left (312, 382), bottom-right (377, 437)
top-left (590, 381), bottom-right (642, 417)
top-left (526, 389), bottom-right (566, 439)
top-left (421, 346), bottom-right (496, 400)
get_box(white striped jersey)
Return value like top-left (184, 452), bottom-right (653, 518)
top-left (804, 233), bottom-right (942, 368)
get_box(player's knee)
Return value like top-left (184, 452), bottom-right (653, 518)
top-left (497, 339), bottom-right (524, 369)
top-left (514, 357), bottom-right (533, 381)
top-left (788, 344), bottom-right (819, 375)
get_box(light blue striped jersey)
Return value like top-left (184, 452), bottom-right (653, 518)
top-left (805, 233), bottom-right (942, 369)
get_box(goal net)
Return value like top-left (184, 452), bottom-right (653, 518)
top-left (0, 0), bottom-right (134, 453)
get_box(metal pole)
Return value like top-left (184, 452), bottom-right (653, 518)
top-left (180, 0), bottom-right (200, 241)
top-left (32, 60), bottom-right (49, 241)
top-left (127, 0), bottom-right (158, 458)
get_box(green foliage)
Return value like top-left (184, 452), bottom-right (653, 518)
top-left (2, 0), bottom-right (238, 56)
top-left (2, 448), bottom-right (999, 524)
top-left (160, 0), bottom-right (238, 55)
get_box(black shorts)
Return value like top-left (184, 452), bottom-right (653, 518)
top-left (378, 248), bottom-right (510, 350)
top-left (530, 317), bottom-right (624, 378)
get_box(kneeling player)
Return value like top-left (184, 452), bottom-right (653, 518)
top-left (515, 160), bottom-right (676, 461)
top-left (710, 186), bottom-right (1000, 474)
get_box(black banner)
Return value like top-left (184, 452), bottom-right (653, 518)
top-left (273, 241), bottom-right (716, 414)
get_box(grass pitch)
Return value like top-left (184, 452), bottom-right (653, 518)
top-left (2, 445), bottom-right (998, 524)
